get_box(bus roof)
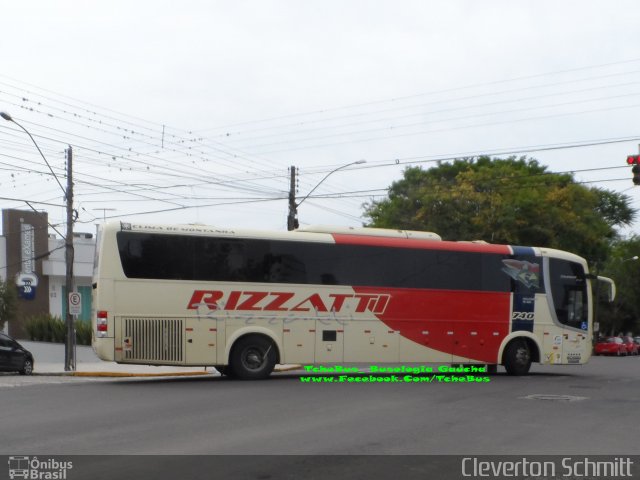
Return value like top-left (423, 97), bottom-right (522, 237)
top-left (297, 225), bottom-right (441, 241)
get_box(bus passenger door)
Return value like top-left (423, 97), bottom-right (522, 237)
top-left (315, 321), bottom-right (344, 363)
top-left (185, 318), bottom-right (218, 365)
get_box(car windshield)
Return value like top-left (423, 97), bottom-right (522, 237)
top-left (605, 337), bottom-right (622, 344)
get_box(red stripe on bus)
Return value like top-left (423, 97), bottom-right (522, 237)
top-left (353, 286), bottom-right (510, 364)
top-left (331, 233), bottom-right (511, 254)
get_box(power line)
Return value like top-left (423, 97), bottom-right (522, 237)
top-left (196, 57), bottom-right (640, 132)
top-left (214, 77), bottom-right (640, 144)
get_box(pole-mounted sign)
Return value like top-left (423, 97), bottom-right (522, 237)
top-left (68, 291), bottom-right (81, 316)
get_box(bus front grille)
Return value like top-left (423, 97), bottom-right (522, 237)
top-left (122, 318), bottom-right (184, 364)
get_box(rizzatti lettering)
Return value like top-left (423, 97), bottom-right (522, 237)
top-left (187, 290), bottom-right (390, 314)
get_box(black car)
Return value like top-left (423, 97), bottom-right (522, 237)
top-left (0, 332), bottom-right (34, 375)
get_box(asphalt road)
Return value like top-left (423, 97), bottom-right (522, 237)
top-left (1, 356), bottom-right (638, 457)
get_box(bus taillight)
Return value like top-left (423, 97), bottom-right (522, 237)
top-left (97, 310), bottom-right (108, 336)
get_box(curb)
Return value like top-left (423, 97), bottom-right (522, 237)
top-left (33, 371), bottom-right (212, 378)
top-left (71, 371), bottom-right (212, 378)
top-left (33, 365), bottom-right (303, 378)
top-left (276, 364), bottom-right (303, 372)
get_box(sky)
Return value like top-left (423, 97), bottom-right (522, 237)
top-left (1, 0), bottom-right (640, 238)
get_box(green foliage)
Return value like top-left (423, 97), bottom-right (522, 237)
top-left (363, 156), bottom-right (636, 266)
top-left (24, 314), bottom-right (92, 345)
top-left (0, 279), bottom-right (18, 332)
top-left (25, 314), bottom-right (64, 342)
top-left (75, 320), bottom-right (92, 346)
top-left (598, 238), bottom-right (640, 336)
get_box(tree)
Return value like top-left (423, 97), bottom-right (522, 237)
top-left (363, 156), bottom-right (635, 266)
top-left (597, 237), bottom-right (640, 336)
top-left (0, 278), bottom-right (17, 332)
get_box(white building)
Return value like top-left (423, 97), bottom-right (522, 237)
top-left (42, 232), bottom-right (96, 321)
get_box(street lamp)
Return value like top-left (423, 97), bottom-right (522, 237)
top-left (1, 112), bottom-right (66, 194)
top-left (1, 111), bottom-right (76, 371)
top-left (287, 160), bottom-right (366, 230)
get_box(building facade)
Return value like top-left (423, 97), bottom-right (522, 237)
top-left (1, 209), bottom-right (95, 338)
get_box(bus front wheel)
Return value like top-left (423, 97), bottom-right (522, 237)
top-left (229, 335), bottom-right (277, 380)
top-left (503, 339), bottom-right (531, 376)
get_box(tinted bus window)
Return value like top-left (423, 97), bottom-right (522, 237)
top-left (116, 232), bottom-right (511, 292)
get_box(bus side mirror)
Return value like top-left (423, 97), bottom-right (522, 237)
top-left (596, 276), bottom-right (616, 302)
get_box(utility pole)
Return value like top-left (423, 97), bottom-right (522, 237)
top-left (287, 166), bottom-right (298, 231)
top-left (64, 146), bottom-right (75, 371)
top-left (286, 160), bottom-right (367, 229)
top-left (0, 112), bottom-right (76, 370)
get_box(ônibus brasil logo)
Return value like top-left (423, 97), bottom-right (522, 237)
top-left (8, 456), bottom-right (73, 480)
top-left (187, 290), bottom-right (391, 314)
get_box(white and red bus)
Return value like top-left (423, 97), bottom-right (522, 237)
top-left (92, 222), bottom-right (614, 379)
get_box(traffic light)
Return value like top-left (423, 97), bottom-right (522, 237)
top-left (634, 165), bottom-right (640, 186)
top-left (628, 155), bottom-right (640, 185)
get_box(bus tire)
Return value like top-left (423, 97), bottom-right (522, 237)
top-left (229, 335), bottom-right (277, 380)
top-left (503, 339), bottom-right (531, 376)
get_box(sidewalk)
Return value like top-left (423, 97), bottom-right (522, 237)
top-left (21, 340), bottom-right (300, 377)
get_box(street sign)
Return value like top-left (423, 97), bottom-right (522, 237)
top-left (68, 292), bottom-right (82, 316)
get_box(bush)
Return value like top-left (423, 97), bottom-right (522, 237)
top-left (24, 314), bottom-right (64, 342)
top-left (75, 320), bottom-right (92, 346)
top-left (24, 314), bottom-right (92, 345)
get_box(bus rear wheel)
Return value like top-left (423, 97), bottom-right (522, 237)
top-left (503, 339), bottom-right (531, 376)
top-left (229, 335), bottom-right (277, 380)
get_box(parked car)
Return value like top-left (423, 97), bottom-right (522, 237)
top-left (622, 336), bottom-right (639, 355)
top-left (594, 337), bottom-right (627, 356)
top-left (0, 332), bottom-right (34, 375)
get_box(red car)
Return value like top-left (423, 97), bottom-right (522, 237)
top-left (622, 336), bottom-right (639, 355)
top-left (594, 337), bottom-right (627, 356)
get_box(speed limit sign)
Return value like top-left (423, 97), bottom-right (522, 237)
top-left (68, 292), bottom-right (82, 316)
